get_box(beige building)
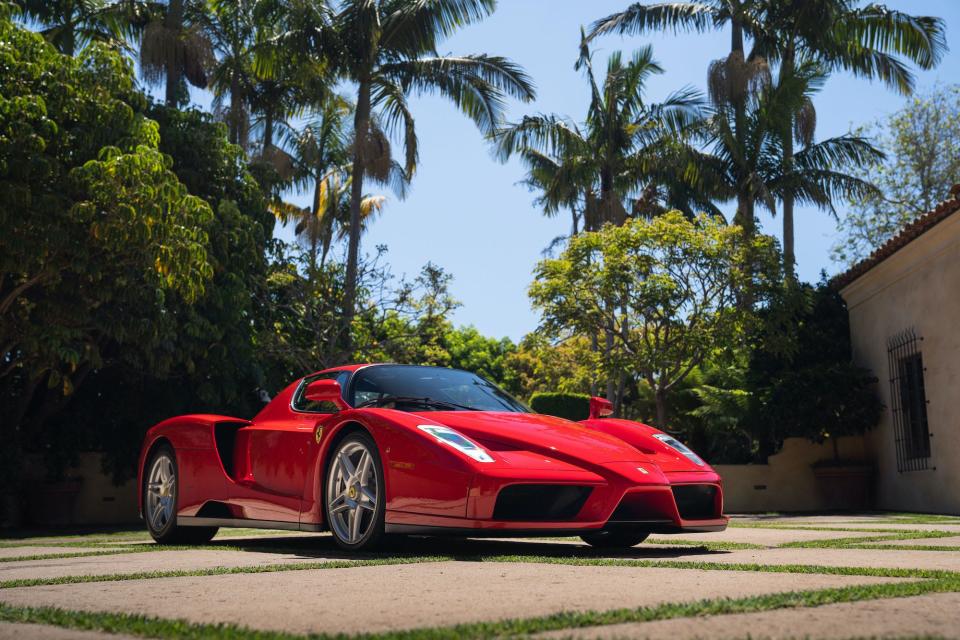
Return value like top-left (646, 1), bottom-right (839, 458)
top-left (836, 186), bottom-right (960, 514)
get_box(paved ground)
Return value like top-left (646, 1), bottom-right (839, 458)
top-left (2, 513), bottom-right (959, 639)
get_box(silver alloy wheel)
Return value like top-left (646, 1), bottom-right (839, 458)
top-left (326, 440), bottom-right (379, 545)
top-left (146, 453), bottom-right (176, 531)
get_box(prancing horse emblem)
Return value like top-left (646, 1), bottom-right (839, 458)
top-left (315, 425), bottom-right (324, 444)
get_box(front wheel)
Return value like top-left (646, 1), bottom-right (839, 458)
top-left (580, 530), bottom-right (649, 549)
top-left (324, 432), bottom-right (386, 551)
top-left (144, 444), bottom-right (218, 544)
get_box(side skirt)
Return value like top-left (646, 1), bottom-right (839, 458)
top-left (178, 516), bottom-right (325, 532)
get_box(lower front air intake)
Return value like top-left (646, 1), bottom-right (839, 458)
top-left (492, 484), bottom-right (592, 521)
top-left (671, 484), bottom-right (718, 520)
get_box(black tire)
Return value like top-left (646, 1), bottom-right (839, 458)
top-left (143, 443), bottom-right (218, 544)
top-left (323, 432), bottom-right (387, 551)
top-left (580, 530), bottom-right (649, 549)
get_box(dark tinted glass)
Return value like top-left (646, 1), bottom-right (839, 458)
top-left (292, 370), bottom-right (350, 413)
top-left (349, 365), bottom-right (529, 412)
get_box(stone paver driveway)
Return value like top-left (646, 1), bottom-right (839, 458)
top-left (2, 513), bottom-right (959, 639)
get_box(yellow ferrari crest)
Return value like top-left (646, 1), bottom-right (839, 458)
top-left (315, 426), bottom-right (324, 444)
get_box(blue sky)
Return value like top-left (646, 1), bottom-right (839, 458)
top-left (269, 0), bottom-right (960, 342)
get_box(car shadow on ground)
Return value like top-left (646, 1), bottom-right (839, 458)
top-left (216, 533), bottom-right (724, 562)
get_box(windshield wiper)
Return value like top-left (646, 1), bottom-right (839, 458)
top-left (356, 396), bottom-right (478, 411)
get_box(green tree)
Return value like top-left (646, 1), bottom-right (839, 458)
top-left (505, 334), bottom-right (596, 401)
top-left (13, 0), bottom-right (145, 55)
top-left (753, 0), bottom-right (946, 274)
top-left (588, 1), bottom-right (946, 272)
top-left (272, 0), bottom-right (536, 356)
top-left (139, 0), bottom-right (213, 106)
top-left (43, 103), bottom-right (276, 482)
top-left (0, 21), bottom-right (214, 478)
top-left (832, 85), bottom-right (960, 267)
top-left (695, 61), bottom-right (882, 239)
top-left (495, 40), bottom-right (707, 232)
top-left (745, 283), bottom-right (882, 460)
top-left (203, 0), bottom-right (257, 147)
top-left (589, 1), bottom-right (769, 230)
top-left (530, 211), bottom-right (778, 428)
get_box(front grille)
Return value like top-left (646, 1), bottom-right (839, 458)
top-left (672, 484), bottom-right (717, 520)
top-left (493, 484), bottom-right (592, 521)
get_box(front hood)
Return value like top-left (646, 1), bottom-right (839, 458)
top-left (420, 411), bottom-right (648, 464)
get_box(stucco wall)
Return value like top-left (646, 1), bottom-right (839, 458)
top-left (716, 436), bottom-right (868, 513)
top-left (840, 211), bottom-right (960, 515)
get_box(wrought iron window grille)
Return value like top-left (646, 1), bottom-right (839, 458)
top-left (886, 328), bottom-right (934, 472)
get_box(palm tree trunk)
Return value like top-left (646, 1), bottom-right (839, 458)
top-left (780, 48), bottom-right (797, 278)
top-left (341, 79), bottom-right (372, 357)
top-left (731, 18), bottom-right (747, 156)
top-left (164, 0), bottom-right (184, 107)
top-left (230, 73), bottom-right (242, 146)
top-left (734, 191), bottom-right (755, 234)
top-left (262, 111), bottom-right (275, 155)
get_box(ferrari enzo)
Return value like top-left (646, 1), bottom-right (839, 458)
top-left (138, 364), bottom-right (728, 550)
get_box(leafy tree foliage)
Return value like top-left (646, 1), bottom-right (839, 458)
top-left (0, 20), bottom-right (222, 483)
top-left (504, 334), bottom-right (596, 401)
top-left (833, 84), bottom-right (960, 266)
top-left (531, 211), bottom-right (779, 427)
top-left (744, 283), bottom-right (882, 460)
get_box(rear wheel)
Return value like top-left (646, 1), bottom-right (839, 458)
top-left (324, 432), bottom-right (386, 551)
top-left (580, 530), bottom-right (649, 549)
top-left (144, 444), bottom-right (218, 544)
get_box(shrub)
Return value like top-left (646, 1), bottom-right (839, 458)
top-left (530, 392), bottom-right (591, 421)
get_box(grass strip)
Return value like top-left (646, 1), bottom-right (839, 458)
top-left (781, 530), bottom-right (959, 549)
top-left (0, 528), bottom-right (306, 548)
top-left (1, 575), bottom-right (956, 640)
top-left (5, 551), bottom-right (954, 590)
top-left (0, 539), bottom-right (345, 563)
top-left (637, 538), bottom-right (766, 550)
top-left (532, 536), bottom-right (765, 551)
top-left (732, 523), bottom-right (959, 536)
top-left (0, 549), bottom-right (144, 563)
top-left (0, 555), bottom-right (453, 590)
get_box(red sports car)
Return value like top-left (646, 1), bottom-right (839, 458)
top-left (138, 364), bottom-right (728, 550)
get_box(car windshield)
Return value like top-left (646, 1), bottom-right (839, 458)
top-left (349, 365), bottom-right (530, 413)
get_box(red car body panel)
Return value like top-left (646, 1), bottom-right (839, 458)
top-left (137, 365), bottom-right (728, 536)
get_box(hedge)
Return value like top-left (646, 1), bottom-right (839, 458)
top-left (529, 392), bottom-right (591, 421)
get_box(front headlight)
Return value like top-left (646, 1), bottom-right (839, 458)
top-left (418, 425), bottom-right (494, 463)
top-left (653, 433), bottom-right (705, 466)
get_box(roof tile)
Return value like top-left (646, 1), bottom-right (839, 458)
top-left (832, 185), bottom-right (960, 290)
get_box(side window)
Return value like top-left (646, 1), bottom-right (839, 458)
top-left (292, 371), bottom-right (350, 413)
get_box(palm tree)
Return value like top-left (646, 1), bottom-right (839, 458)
top-left (496, 40), bottom-right (704, 409)
top-left (272, 0), bottom-right (536, 354)
top-left (203, 0), bottom-right (258, 148)
top-left (588, 1), bottom-right (946, 273)
top-left (275, 94), bottom-right (352, 274)
top-left (139, 0), bottom-right (213, 106)
top-left (752, 0), bottom-right (946, 274)
top-left (274, 95), bottom-right (394, 274)
top-left (589, 2), bottom-right (768, 207)
top-left (696, 60), bottom-right (882, 241)
top-left (495, 41), bottom-right (705, 230)
top-left (14, 0), bottom-right (147, 55)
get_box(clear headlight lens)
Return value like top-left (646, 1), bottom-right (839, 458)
top-left (418, 425), bottom-right (494, 463)
top-left (653, 433), bottom-right (705, 466)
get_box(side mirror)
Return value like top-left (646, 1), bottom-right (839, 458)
top-left (304, 379), bottom-right (348, 410)
top-left (589, 396), bottom-right (614, 419)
